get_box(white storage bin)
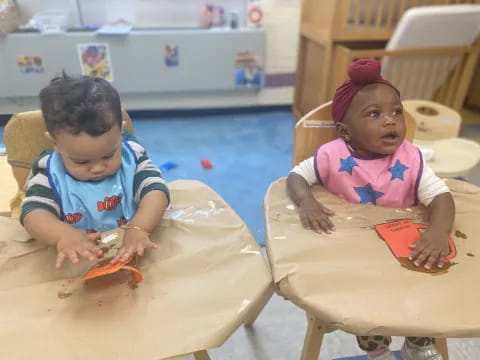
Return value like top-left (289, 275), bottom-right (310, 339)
top-left (33, 10), bottom-right (68, 34)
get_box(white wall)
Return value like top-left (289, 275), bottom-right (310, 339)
top-left (2, 0), bottom-right (301, 113)
top-left (16, 0), bottom-right (247, 28)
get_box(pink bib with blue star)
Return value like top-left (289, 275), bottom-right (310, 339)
top-left (314, 138), bottom-right (423, 208)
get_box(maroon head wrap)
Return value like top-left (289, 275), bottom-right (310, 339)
top-left (332, 58), bottom-right (400, 123)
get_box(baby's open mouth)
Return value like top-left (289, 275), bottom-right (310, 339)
top-left (381, 131), bottom-right (399, 144)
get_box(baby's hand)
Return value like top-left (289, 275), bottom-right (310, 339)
top-left (408, 229), bottom-right (450, 269)
top-left (298, 197), bottom-right (336, 234)
top-left (56, 230), bottom-right (103, 269)
top-left (111, 228), bottom-right (158, 263)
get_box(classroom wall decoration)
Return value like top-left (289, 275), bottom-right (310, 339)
top-left (235, 50), bottom-right (263, 88)
top-left (164, 44), bottom-right (179, 67)
top-left (16, 56), bottom-right (44, 74)
top-left (77, 43), bottom-right (114, 81)
top-left (247, 1), bottom-right (263, 28)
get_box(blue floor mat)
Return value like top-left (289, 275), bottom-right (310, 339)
top-left (131, 110), bottom-right (296, 245)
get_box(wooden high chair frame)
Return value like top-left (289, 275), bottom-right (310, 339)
top-left (293, 102), bottom-right (450, 359)
top-left (3, 109), bottom-right (271, 360)
top-left (294, 0), bottom-right (480, 118)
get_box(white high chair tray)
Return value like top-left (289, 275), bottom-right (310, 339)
top-left (414, 138), bottom-right (480, 178)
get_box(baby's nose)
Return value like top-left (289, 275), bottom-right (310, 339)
top-left (91, 162), bottom-right (106, 174)
top-left (384, 115), bottom-right (396, 125)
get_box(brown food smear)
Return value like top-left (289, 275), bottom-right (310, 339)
top-left (398, 257), bottom-right (455, 275)
top-left (57, 291), bottom-right (72, 299)
top-left (467, 253), bottom-right (475, 257)
top-left (455, 230), bottom-right (467, 239)
top-left (128, 279), bottom-right (139, 290)
top-left (96, 257), bottom-right (113, 267)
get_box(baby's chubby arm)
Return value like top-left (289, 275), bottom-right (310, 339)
top-left (112, 134), bottom-right (170, 263)
top-left (23, 210), bottom-right (103, 269)
top-left (408, 162), bottom-right (455, 269)
top-left (112, 190), bottom-right (168, 263)
top-left (287, 158), bottom-right (335, 234)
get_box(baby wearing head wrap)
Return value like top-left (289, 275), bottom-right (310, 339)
top-left (298, 56), bottom-right (425, 209)
top-left (287, 58), bottom-right (455, 360)
top-left (332, 58), bottom-right (400, 124)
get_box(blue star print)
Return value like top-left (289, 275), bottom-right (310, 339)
top-left (388, 160), bottom-right (408, 181)
top-left (354, 183), bottom-right (384, 204)
top-left (338, 156), bottom-right (359, 175)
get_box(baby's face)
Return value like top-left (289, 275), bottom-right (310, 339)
top-left (52, 125), bottom-right (123, 181)
top-left (340, 83), bottom-right (406, 157)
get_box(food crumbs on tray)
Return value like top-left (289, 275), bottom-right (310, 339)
top-left (128, 279), bottom-right (139, 290)
top-left (57, 291), bottom-right (72, 299)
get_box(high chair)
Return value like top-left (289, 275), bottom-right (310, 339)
top-left (1, 110), bottom-right (273, 360)
top-left (263, 102), bottom-right (480, 359)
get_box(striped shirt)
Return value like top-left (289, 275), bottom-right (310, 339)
top-left (21, 131), bottom-right (169, 228)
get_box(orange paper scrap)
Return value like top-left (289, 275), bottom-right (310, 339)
top-left (375, 219), bottom-right (456, 260)
top-left (70, 255), bottom-right (143, 284)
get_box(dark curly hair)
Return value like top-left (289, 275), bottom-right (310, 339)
top-left (39, 73), bottom-right (122, 137)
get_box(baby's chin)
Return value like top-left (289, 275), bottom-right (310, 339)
top-left (68, 170), bottom-right (119, 182)
top-left (374, 146), bottom-right (401, 156)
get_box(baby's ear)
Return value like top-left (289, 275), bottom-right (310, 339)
top-left (121, 121), bottom-right (126, 131)
top-left (336, 122), bottom-right (351, 142)
top-left (44, 131), bottom-right (54, 143)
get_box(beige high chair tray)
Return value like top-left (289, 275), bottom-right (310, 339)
top-left (0, 157), bottom-right (18, 216)
top-left (403, 99), bottom-right (480, 178)
top-left (264, 178), bottom-right (480, 359)
top-left (414, 137), bottom-right (480, 178)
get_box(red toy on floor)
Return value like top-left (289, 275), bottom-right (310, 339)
top-left (201, 159), bottom-right (213, 169)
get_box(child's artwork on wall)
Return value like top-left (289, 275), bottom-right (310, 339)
top-left (77, 43), bottom-right (114, 81)
top-left (164, 44), bottom-right (179, 67)
top-left (16, 56), bottom-right (44, 74)
top-left (235, 51), bottom-right (263, 88)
